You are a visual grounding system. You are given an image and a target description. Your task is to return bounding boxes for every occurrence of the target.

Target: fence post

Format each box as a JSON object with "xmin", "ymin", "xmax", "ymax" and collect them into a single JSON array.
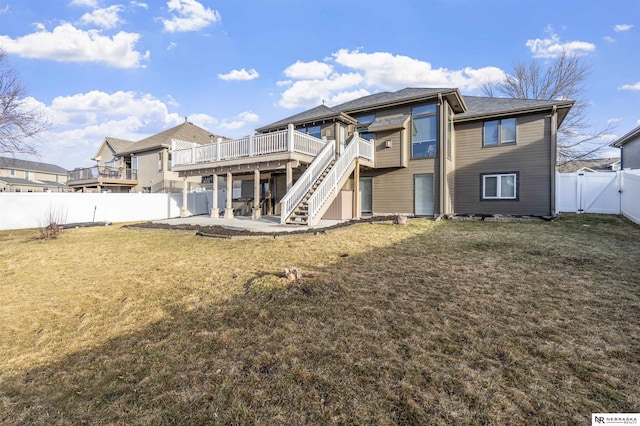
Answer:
[
  {"xmin": 216, "ymin": 137, "xmax": 221, "ymax": 161},
  {"xmin": 249, "ymin": 134, "xmax": 255, "ymax": 157}
]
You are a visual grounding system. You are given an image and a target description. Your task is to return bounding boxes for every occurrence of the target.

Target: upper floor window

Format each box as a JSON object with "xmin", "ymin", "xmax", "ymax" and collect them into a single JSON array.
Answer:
[
  {"xmin": 158, "ymin": 152, "xmax": 163, "ymax": 171},
  {"xmin": 412, "ymin": 104, "xmax": 437, "ymax": 159},
  {"xmin": 10, "ymin": 169, "xmax": 15, "ymax": 176},
  {"xmin": 484, "ymin": 118, "xmax": 516, "ymax": 147},
  {"xmin": 25, "ymin": 171, "xmax": 33, "ymax": 180},
  {"xmin": 299, "ymin": 125, "xmax": 322, "ymax": 139}
]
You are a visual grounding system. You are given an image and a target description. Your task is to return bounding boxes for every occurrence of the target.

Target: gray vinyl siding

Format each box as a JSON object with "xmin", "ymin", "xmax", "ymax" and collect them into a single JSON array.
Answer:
[
  {"xmin": 622, "ymin": 139, "xmax": 640, "ymax": 169},
  {"xmin": 363, "ymin": 160, "xmax": 440, "ymax": 215},
  {"xmin": 454, "ymin": 112, "xmax": 552, "ymax": 215},
  {"xmin": 374, "ymin": 130, "xmax": 403, "ymax": 168}
]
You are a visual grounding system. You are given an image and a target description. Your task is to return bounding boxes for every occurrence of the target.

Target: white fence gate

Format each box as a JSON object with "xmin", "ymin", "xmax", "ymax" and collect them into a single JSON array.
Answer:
[{"xmin": 556, "ymin": 170, "xmax": 640, "ymax": 224}]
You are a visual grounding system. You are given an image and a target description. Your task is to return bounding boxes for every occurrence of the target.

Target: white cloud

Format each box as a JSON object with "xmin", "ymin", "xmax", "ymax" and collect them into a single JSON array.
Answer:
[
  {"xmin": 330, "ymin": 89, "xmax": 370, "ymax": 105},
  {"xmin": 70, "ymin": 0, "xmax": 98, "ymax": 7},
  {"xmin": 276, "ymin": 49, "xmax": 507, "ymax": 109},
  {"xmin": 276, "ymin": 80, "xmax": 292, "ymax": 87},
  {"xmin": 284, "ymin": 60, "xmax": 333, "ymax": 79},
  {"xmin": 0, "ymin": 4, "xmax": 9, "ymax": 14},
  {"xmin": 0, "ymin": 23, "xmax": 149, "ymax": 68},
  {"xmin": 161, "ymin": 0, "xmax": 220, "ymax": 33},
  {"xmin": 525, "ymin": 27, "xmax": 596, "ymax": 58},
  {"xmin": 607, "ymin": 118, "xmax": 622, "ymax": 124},
  {"xmin": 80, "ymin": 5, "xmax": 124, "ymax": 29},
  {"xmin": 218, "ymin": 68, "xmax": 259, "ymax": 81},
  {"xmin": 619, "ymin": 82, "xmax": 640, "ymax": 90},
  {"xmin": 167, "ymin": 42, "xmax": 177, "ymax": 50},
  {"xmin": 603, "ymin": 36, "xmax": 616, "ymax": 43},
  {"xmin": 131, "ymin": 1, "xmax": 148, "ymax": 8},
  {"xmin": 614, "ymin": 24, "xmax": 633, "ymax": 32},
  {"xmin": 218, "ymin": 111, "xmax": 259, "ymax": 130},
  {"xmin": 278, "ymin": 72, "xmax": 364, "ymax": 109}
]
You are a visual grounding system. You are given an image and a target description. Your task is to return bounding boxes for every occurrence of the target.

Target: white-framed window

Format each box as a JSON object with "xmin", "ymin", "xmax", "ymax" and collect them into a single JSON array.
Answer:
[
  {"xmin": 411, "ymin": 104, "xmax": 437, "ymax": 159},
  {"xmin": 481, "ymin": 172, "xmax": 518, "ymax": 200},
  {"xmin": 158, "ymin": 152, "xmax": 163, "ymax": 171},
  {"xmin": 10, "ymin": 169, "xmax": 16, "ymax": 176},
  {"xmin": 484, "ymin": 118, "xmax": 516, "ymax": 146},
  {"xmin": 25, "ymin": 171, "xmax": 33, "ymax": 180}
]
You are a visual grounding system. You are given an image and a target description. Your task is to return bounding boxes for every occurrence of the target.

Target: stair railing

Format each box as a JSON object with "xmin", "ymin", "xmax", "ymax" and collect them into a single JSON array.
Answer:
[
  {"xmin": 280, "ymin": 141, "xmax": 335, "ymax": 224},
  {"xmin": 306, "ymin": 134, "xmax": 374, "ymax": 225}
]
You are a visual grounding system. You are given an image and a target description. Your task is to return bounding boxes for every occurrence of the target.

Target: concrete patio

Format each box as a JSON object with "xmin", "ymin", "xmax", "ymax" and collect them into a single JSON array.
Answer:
[{"xmin": 153, "ymin": 215, "xmax": 347, "ymax": 233}]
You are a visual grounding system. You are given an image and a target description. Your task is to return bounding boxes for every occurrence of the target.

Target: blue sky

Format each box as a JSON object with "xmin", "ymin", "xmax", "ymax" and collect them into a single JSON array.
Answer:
[{"xmin": 0, "ymin": 0, "xmax": 638, "ymax": 170}]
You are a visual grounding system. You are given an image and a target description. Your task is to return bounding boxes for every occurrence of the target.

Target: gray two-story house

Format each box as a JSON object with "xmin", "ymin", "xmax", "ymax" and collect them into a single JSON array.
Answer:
[{"xmin": 171, "ymin": 88, "xmax": 573, "ymax": 224}]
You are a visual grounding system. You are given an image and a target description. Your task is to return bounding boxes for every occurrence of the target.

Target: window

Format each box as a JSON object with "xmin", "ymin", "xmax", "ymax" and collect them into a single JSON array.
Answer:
[
  {"xmin": 25, "ymin": 171, "xmax": 33, "ymax": 180},
  {"xmin": 158, "ymin": 152, "xmax": 163, "ymax": 171},
  {"xmin": 484, "ymin": 118, "xmax": 516, "ymax": 146},
  {"xmin": 411, "ymin": 104, "xmax": 437, "ymax": 158},
  {"xmin": 168, "ymin": 152, "xmax": 172, "ymax": 171},
  {"xmin": 15, "ymin": 188, "xmax": 21, "ymax": 192},
  {"xmin": 355, "ymin": 114, "xmax": 376, "ymax": 141},
  {"xmin": 299, "ymin": 125, "xmax": 322, "ymax": 139},
  {"xmin": 481, "ymin": 173, "xmax": 518, "ymax": 200},
  {"xmin": 10, "ymin": 169, "xmax": 15, "ymax": 176}
]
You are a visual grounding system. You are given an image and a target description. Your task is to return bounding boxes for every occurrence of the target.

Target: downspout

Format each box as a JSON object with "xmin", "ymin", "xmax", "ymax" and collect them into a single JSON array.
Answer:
[
  {"xmin": 550, "ymin": 106, "xmax": 558, "ymax": 216},
  {"xmin": 438, "ymin": 94, "xmax": 445, "ymax": 218}
]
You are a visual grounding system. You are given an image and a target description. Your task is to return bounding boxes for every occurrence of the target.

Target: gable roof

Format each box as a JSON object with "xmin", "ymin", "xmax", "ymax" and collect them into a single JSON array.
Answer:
[
  {"xmin": 257, "ymin": 87, "xmax": 466, "ymax": 132},
  {"xmin": 557, "ymin": 157, "xmax": 621, "ymax": 173},
  {"xmin": 117, "ymin": 121, "xmax": 224, "ymax": 155},
  {"xmin": 0, "ymin": 156, "xmax": 68, "ymax": 174},
  {"xmin": 105, "ymin": 137, "xmax": 134, "ymax": 153},
  {"xmin": 0, "ymin": 177, "xmax": 67, "ymax": 187},
  {"xmin": 610, "ymin": 125, "xmax": 640, "ymax": 148}
]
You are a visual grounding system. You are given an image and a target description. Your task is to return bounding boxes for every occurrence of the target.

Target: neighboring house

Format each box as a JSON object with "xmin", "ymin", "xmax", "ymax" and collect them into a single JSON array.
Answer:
[
  {"xmin": 557, "ymin": 158, "xmax": 621, "ymax": 173},
  {"xmin": 171, "ymin": 87, "xmax": 574, "ymax": 224},
  {"xmin": 0, "ymin": 157, "xmax": 68, "ymax": 192},
  {"xmin": 611, "ymin": 125, "xmax": 640, "ymax": 169},
  {"xmin": 67, "ymin": 119, "xmax": 227, "ymax": 193}
]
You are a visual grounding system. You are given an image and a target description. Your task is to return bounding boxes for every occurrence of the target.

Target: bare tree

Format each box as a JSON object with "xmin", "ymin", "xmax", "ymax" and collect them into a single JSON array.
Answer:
[
  {"xmin": 482, "ymin": 49, "xmax": 614, "ymax": 164},
  {"xmin": 0, "ymin": 49, "xmax": 49, "ymax": 155}
]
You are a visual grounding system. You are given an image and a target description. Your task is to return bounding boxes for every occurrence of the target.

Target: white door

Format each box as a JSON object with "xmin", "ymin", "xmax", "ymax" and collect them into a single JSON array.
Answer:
[{"xmin": 415, "ymin": 174, "xmax": 434, "ymax": 216}]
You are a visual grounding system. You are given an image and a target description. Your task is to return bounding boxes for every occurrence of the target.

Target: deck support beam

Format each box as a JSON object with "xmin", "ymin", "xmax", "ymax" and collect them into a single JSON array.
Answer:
[
  {"xmin": 180, "ymin": 177, "xmax": 188, "ymax": 217},
  {"xmin": 210, "ymin": 174, "xmax": 219, "ymax": 218},
  {"xmin": 252, "ymin": 169, "xmax": 261, "ymax": 220},
  {"xmin": 224, "ymin": 172, "xmax": 234, "ymax": 218}
]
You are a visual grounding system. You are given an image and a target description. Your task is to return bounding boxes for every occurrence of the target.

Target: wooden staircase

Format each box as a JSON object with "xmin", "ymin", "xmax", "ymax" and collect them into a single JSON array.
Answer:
[{"xmin": 285, "ymin": 160, "xmax": 335, "ymax": 225}]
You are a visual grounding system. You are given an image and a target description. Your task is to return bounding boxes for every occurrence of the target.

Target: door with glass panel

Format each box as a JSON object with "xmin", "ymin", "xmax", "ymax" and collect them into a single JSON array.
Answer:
[
  {"xmin": 414, "ymin": 174, "xmax": 434, "ymax": 216},
  {"xmin": 359, "ymin": 177, "xmax": 372, "ymax": 215}
]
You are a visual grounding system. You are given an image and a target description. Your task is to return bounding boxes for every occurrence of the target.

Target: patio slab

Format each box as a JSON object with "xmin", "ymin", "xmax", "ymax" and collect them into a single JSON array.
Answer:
[{"xmin": 152, "ymin": 215, "xmax": 347, "ymax": 233}]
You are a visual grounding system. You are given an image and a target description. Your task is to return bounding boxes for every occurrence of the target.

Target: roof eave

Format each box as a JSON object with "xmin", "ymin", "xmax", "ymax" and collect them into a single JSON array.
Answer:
[
  {"xmin": 610, "ymin": 126, "xmax": 640, "ymax": 147},
  {"xmin": 454, "ymin": 101, "xmax": 575, "ymax": 123},
  {"xmin": 343, "ymin": 88, "xmax": 464, "ymax": 115},
  {"xmin": 256, "ymin": 111, "xmax": 356, "ymax": 133}
]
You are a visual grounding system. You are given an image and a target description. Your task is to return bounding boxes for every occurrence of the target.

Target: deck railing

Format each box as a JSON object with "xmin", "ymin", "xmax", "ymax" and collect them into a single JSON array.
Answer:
[
  {"xmin": 67, "ymin": 166, "xmax": 137, "ymax": 182},
  {"xmin": 280, "ymin": 141, "xmax": 335, "ymax": 224},
  {"xmin": 172, "ymin": 124, "xmax": 327, "ymax": 167},
  {"xmin": 306, "ymin": 134, "xmax": 374, "ymax": 225}
]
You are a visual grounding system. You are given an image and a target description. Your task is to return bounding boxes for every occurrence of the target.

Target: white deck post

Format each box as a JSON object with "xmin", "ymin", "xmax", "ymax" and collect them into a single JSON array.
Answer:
[
  {"xmin": 249, "ymin": 134, "xmax": 255, "ymax": 157},
  {"xmin": 210, "ymin": 174, "xmax": 219, "ymax": 218},
  {"xmin": 252, "ymin": 169, "xmax": 261, "ymax": 220},
  {"xmin": 224, "ymin": 171, "xmax": 234, "ymax": 218},
  {"xmin": 216, "ymin": 137, "xmax": 221, "ymax": 161},
  {"xmin": 288, "ymin": 123, "xmax": 295, "ymax": 152},
  {"xmin": 180, "ymin": 177, "xmax": 189, "ymax": 217},
  {"xmin": 286, "ymin": 161, "xmax": 293, "ymax": 191}
]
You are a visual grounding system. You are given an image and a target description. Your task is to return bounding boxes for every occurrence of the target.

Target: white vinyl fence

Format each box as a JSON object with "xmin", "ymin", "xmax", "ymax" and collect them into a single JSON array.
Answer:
[
  {"xmin": 556, "ymin": 170, "xmax": 640, "ymax": 224},
  {"xmin": 0, "ymin": 190, "xmax": 226, "ymax": 231}
]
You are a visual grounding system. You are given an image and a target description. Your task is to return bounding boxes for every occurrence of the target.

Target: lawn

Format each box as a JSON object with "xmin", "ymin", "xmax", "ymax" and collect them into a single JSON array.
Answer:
[{"xmin": 0, "ymin": 215, "xmax": 638, "ymax": 424}]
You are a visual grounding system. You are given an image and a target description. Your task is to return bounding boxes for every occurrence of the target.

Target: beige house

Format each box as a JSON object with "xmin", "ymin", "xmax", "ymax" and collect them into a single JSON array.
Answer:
[
  {"xmin": 172, "ymin": 88, "xmax": 574, "ymax": 223},
  {"xmin": 0, "ymin": 156, "xmax": 68, "ymax": 192},
  {"xmin": 67, "ymin": 120, "xmax": 227, "ymax": 193},
  {"xmin": 611, "ymin": 125, "xmax": 640, "ymax": 169}
]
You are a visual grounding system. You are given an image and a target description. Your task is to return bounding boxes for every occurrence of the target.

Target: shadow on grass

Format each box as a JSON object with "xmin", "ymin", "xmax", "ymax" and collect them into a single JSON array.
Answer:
[{"xmin": 2, "ymin": 218, "xmax": 640, "ymax": 425}]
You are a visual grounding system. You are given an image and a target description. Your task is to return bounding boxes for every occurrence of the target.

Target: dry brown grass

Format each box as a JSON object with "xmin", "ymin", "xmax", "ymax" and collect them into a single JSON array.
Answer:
[{"xmin": 0, "ymin": 215, "xmax": 639, "ymax": 425}]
